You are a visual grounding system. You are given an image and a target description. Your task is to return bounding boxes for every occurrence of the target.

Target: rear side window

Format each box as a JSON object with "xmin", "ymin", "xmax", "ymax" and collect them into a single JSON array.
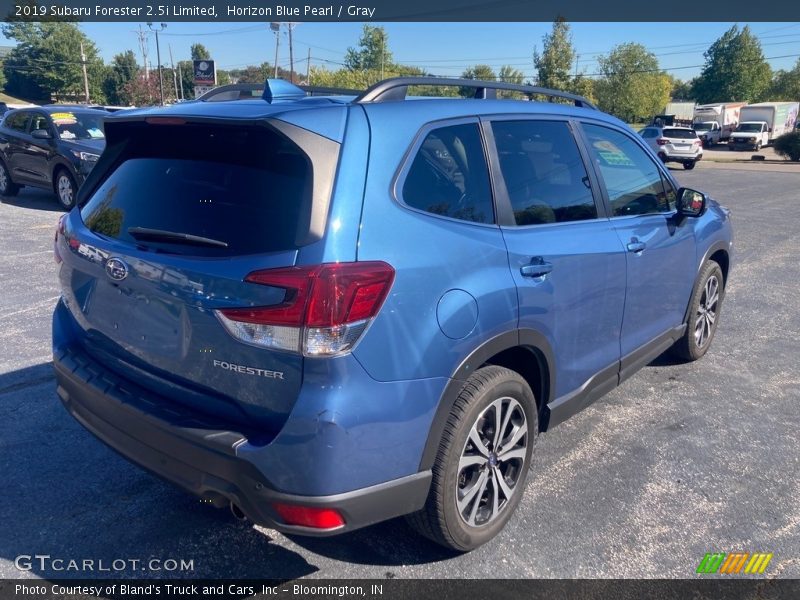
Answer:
[
  {"xmin": 663, "ymin": 128, "xmax": 697, "ymax": 139},
  {"xmin": 640, "ymin": 128, "xmax": 658, "ymax": 138},
  {"xmin": 80, "ymin": 124, "xmax": 311, "ymax": 257},
  {"xmin": 401, "ymin": 123, "xmax": 494, "ymax": 224},
  {"xmin": 492, "ymin": 120, "xmax": 597, "ymax": 225}
]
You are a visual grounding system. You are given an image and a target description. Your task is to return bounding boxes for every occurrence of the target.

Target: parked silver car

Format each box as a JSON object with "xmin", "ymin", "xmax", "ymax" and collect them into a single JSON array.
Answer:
[{"xmin": 638, "ymin": 126, "xmax": 703, "ymax": 170}]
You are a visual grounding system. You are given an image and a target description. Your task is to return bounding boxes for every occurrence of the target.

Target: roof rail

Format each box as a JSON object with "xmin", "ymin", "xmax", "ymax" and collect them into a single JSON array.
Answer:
[
  {"xmin": 354, "ymin": 77, "xmax": 597, "ymax": 109},
  {"xmin": 195, "ymin": 82, "xmax": 361, "ymax": 102}
]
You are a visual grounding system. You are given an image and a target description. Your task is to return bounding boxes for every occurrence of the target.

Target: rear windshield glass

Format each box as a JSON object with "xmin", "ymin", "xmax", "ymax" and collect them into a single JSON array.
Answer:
[
  {"xmin": 663, "ymin": 129, "xmax": 696, "ymax": 139},
  {"xmin": 80, "ymin": 124, "xmax": 310, "ymax": 256}
]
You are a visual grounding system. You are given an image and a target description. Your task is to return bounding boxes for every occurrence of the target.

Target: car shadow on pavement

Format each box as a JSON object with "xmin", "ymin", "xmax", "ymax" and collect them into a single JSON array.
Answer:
[
  {"xmin": 0, "ymin": 363, "xmax": 319, "ymax": 580},
  {"xmin": 0, "ymin": 362, "xmax": 456, "ymax": 580},
  {"xmin": 284, "ymin": 519, "xmax": 460, "ymax": 568},
  {"xmin": 1, "ymin": 189, "xmax": 63, "ymax": 213}
]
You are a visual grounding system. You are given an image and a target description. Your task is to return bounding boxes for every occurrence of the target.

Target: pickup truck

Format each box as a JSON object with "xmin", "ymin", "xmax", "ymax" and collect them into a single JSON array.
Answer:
[{"xmin": 693, "ymin": 121, "xmax": 722, "ymax": 147}]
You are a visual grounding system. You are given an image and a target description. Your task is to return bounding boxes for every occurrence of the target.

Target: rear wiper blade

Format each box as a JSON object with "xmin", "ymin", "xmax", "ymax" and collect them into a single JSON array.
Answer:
[{"xmin": 127, "ymin": 227, "xmax": 228, "ymax": 248}]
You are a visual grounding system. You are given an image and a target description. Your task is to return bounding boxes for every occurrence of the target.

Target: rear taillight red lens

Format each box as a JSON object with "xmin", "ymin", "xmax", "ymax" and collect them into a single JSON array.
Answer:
[
  {"xmin": 656, "ymin": 138, "xmax": 668, "ymax": 145},
  {"xmin": 272, "ymin": 503, "xmax": 345, "ymax": 529},
  {"xmin": 216, "ymin": 262, "xmax": 395, "ymax": 356}
]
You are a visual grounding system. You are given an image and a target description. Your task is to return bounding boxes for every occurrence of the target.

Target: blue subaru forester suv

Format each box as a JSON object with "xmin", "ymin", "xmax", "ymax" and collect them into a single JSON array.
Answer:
[{"xmin": 53, "ymin": 78, "xmax": 733, "ymax": 551}]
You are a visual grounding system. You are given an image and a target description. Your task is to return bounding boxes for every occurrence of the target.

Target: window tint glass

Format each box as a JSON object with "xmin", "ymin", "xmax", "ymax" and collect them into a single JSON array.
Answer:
[
  {"xmin": 663, "ymin": 128, "xmax": 697, "ymax": 139},
  {"xmin": 5, "ymin": 111, "xmax": 29, "ymax": 132},
  {"xmin": 80, "ymin": 124, "xmax": 312, "ymax": 257},
  {"xmin": 493, "ymin": 120, "xmax": 597, "ymax": 225},
  {"xmin": 29, "ymin": 113, "xmax": 49, "ymax": 133},
  {"xmin": 402, "ymin": 123, "xmax": 494, "ymax": 224},
  {"xmin": 640, "ymin": 128, "xmax": 657, "ymax": 138},
  {"xmin": 582, "ymin": 123, "xmax": 671, "ymax": 217}
]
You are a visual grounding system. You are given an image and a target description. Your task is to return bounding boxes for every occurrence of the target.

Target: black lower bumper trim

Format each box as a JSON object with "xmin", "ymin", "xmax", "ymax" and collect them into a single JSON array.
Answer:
[{"xmin": 54, "ymin": 346, "xmax": 431, "ymax": 536}]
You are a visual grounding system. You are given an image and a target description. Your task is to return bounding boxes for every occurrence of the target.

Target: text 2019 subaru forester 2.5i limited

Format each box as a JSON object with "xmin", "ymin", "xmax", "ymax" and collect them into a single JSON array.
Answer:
[{"xmin": 53, "ymin": 78, "xmax": 733, "ymax": 551}]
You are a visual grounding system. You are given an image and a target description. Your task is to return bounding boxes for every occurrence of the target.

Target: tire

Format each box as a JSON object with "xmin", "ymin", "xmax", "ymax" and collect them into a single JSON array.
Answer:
[
  {"xmin": 0, "ymin": 160, "xmax": 20, "ymax": 197},
  {"xmin": 406, "ymin": 365, "xmax": 538, "ymax": 551},
  {"xmin": 683, "ymin": 161, "xmax": 695, "ymax": 170},
  {"xmin": 755, "ymin": 142, "xmax": 762, "ymax": 151},
  {"xmin": 54, "ymin": 169, "xmax": 77, "ymax": 209},
  {"xmin": 672, "ymin": 260, "xmax": 724, "ymax": 362}
]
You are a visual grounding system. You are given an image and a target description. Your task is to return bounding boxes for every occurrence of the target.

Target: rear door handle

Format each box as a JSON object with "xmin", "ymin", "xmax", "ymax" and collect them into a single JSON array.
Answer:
[
  {"xmin": 520, "ymin": 258, "xmax": 553, "ymax": 278},
  {"xmin": 627, "ymin": 239, "xmax": 646, "ymax": 253}
]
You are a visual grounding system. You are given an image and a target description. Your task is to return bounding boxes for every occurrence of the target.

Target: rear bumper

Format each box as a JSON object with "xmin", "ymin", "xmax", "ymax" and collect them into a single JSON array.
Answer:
[{"xmin": 53, "ymin": 344, "xmax": 432, "ymax": 536}]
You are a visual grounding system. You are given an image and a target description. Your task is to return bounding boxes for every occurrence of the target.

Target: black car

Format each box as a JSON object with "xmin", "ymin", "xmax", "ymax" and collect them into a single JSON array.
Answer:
[{"xmin": 0, "ymin": 105, "xmax": 108, "ymax": 208}]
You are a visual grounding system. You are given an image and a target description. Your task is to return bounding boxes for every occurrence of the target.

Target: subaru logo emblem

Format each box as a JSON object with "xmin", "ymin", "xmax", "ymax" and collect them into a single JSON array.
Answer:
[{"xmin": 105, "ymin": 257, "xmax": 129, "ymax": 282}]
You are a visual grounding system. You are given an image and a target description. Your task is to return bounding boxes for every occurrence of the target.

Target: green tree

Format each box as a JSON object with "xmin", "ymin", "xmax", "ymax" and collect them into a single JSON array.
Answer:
[
  {"xmin": 344, "ymin": 25, "xmax": 393, "ymax": 73},
  {"xmin": 190, "ymin": 44, "xmax": 211, "ymax": 61},
  {"xmin": 670, "ymin": 77, "xmax": 694, "ymax": 101},
  {"xmin": 769, "ymin": 58, "xmax": 800, "ymax": 101},
  {"xmin": 534, "ymin": 18, "xmax": 575, "ymax": 91},
  {"xmin": 497, "ymin": 65, "xmax": 525, "ymax": 99},
  {"xmin": 2, "ymin": 22, "xmax": 106, "ymax": 103},
  {"xmin": 571, "ymin": 75, "xmax": 596, "ymax": 104},
  {"xmin": 691, "ymin": 25, "xmax": 772, "ymax": 103},
  {"xmin": 594, "ymin": 43, "xmax": 671, "ymax": 123},
  {"xmin": 460, "ymin": 64, "xmax": 496, "ymax": 97},
  {"xmin": 103, "ymin": 50, "xmax": 137, "ymax": 105}
]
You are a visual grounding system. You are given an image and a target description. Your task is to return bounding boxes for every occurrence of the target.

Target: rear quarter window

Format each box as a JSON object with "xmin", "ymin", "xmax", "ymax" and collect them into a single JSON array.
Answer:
[{"xmin": 400, "ymin": 122, "xmax": 494, "ymax": 224}]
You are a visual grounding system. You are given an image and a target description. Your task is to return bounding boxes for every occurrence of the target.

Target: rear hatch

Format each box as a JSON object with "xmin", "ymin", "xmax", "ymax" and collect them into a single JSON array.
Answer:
[
  {"xmin": 661, "ymin": 128, "xmax": 700, "ymax": 154},
  {"xmin": 56, "ymin": 114, "xmax": 341, "ymax": 432}
]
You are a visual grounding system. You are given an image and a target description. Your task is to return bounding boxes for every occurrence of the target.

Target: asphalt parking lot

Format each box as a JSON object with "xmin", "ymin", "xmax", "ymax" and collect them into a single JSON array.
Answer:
[{"xmin": 1, "ymin": 162, "xmax": 799, "ymax": 581}]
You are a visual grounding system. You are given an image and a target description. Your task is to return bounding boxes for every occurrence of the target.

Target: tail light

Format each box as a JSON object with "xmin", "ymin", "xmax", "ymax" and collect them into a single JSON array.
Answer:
[
  {"xmin": 656, "ymin": 138, "xmax": 668, "ymax": 146},
  {"xmin": 54, "ymin": 214, "xmax": 67, "ymax": 264},
  {"xmin": 216, "ymin": 261, "xmax": 395, "ymax": 357},
  {"xmin": 272, "ymin": 503, "xmax": 345, "ymax": 529}
]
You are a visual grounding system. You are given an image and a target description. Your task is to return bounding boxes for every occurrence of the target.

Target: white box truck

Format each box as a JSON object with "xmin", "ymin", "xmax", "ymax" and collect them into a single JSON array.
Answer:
[
  {"xmin": 729, "ymin": 102, "xmax": 800, "ymax": 150},
  {"xmin": 692, "ymin": 102, "xmax": 747, "ymax": 143}
]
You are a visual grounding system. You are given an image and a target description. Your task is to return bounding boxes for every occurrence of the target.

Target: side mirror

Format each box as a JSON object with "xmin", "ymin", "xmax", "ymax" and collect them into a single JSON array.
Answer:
[
  {"xmin": 677, "ymin": 188, "xmax": 706, "ymax": 218},
  {"xmin": 31, "ymin": 128, "xmax": 52, "ymax": 140}
]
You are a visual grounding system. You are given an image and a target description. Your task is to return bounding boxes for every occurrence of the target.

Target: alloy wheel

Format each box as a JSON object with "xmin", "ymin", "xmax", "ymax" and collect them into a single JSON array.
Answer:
[
  {"xmin": 57, "ymin": 174, "xmax": 74, "ymax": 207},
  {"xmin": 694, "ymin": 274, "xmax": 720, "ymax": 348},
  {"xmin": 456, "ymin": 396, "xmax": 528, "ymax": 528}
]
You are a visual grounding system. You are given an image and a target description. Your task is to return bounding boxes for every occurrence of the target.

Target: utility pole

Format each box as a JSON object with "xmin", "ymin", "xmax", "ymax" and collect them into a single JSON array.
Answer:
[
  {"xmin": 306, "ymin": 48, "xmax": 311, "ymax": 85},
  {"xmin": 148, "ymin": 22, "xmax": 167, "ymax": 105},
  {"xmin": 288, "ymin": 23, "xmax": 295, "ymax": 83},
  {"xmin": 177, "ymin": 61, "xmax": 184, "ymax": 100},
  {"xmin": 270, "ymin": 23, "xmax": 280, "ymax": 78},
  {"xmin": 80, "ymin": 41, "xmax": 90, "ymax": 103},
  {"xmin": 574, "ymin": 54, "xmax": 579, "ymax": 79},
  {"xmin": 135, "ymin": 25, "xmax": 149, "ymax": 79},
  {"xmin": 168, "ymin": 44, "xmax": 179, "ymax": 100}
]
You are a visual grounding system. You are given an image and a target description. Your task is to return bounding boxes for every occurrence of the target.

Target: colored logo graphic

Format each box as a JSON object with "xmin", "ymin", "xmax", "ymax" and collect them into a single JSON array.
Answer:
[{"xmin": 696, "ymin": 552, "xmax": 773, "ymax": 575}]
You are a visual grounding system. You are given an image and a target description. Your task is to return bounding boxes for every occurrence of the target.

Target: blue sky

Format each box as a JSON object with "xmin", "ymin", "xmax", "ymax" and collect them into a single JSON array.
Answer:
[{"xmin": 3, "ymin": 22, "xmax": 799, "ymax": 82}]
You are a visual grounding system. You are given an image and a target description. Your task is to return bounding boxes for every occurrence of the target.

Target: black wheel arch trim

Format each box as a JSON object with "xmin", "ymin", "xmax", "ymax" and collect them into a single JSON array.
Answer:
[
  {"xmin": 419, "ymin": 329, "xmax": 555, "ymax": 471},
  {"xmin": 683, "ymin": 240, "xmax": 729, "ymax": 324}
]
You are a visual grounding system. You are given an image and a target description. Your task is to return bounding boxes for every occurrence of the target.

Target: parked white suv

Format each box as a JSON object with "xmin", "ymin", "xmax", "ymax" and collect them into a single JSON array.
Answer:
[{"xmin": 639, "ymin": 126, "xmax": 703, "ymax": 170}]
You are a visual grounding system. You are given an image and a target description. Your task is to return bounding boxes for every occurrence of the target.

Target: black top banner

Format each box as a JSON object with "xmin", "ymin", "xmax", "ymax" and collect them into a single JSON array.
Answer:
[{"xmin": 0, "ymin": 0, "xmax": 798, "ymax": 22}]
